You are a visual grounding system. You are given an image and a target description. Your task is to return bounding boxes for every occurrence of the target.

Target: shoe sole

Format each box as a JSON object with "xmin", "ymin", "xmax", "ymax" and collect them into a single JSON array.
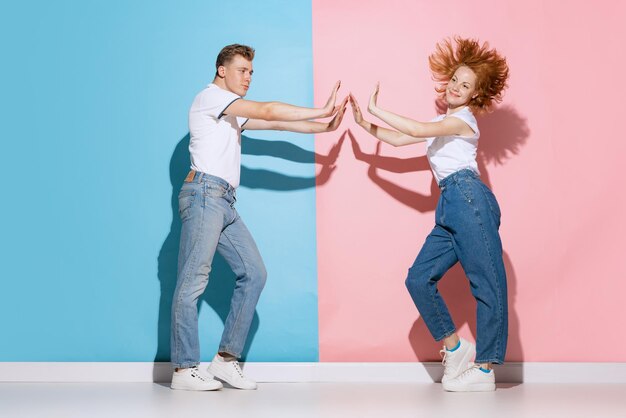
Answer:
[
  {"xmin": 208, "ymin": 366, "xmax": 257, "ymax": 390},
  {"xmin": 170, "ymin": 381, "xmax": 223, "ymax": 391},
  {"xmin": 443, "ymin": 382, "xmax": 496, "ymax": 392}
]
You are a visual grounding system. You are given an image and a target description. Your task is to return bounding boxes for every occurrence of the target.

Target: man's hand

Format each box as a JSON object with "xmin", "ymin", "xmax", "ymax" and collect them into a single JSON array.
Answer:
[
  {"xmin": 321, "ymin": 81, "xmax": 342, "ymax": 117},
  {"xmin": 349, "ymin": 93, "xmax": 364, "ymax": 125},
  {"xmin": 326, "ymin": 96, "xmax": 348, "ymax": 131}
]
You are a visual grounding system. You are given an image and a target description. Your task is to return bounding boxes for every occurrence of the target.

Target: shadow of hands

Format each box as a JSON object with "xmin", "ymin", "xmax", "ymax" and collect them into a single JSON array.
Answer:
[
  {"xmin": 349, "ymin": 129, "xmax": 429, "ymax": 173},
  {"xmin": 347, "ymin": 129, "xmax": 438, "ymax": 212},
  {"xmin": 316, "ymin": 131, "xmax": 345, "ymax": 186},
  {"xmin": 240, "ymin": 132, "xmax": 345, "ymax": 190}
]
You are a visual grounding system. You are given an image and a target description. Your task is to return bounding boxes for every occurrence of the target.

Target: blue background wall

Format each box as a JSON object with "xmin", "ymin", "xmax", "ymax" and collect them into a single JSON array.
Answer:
[{"xmin": 0, "ymin": 0, "xmax": 318, "ymax": 361}]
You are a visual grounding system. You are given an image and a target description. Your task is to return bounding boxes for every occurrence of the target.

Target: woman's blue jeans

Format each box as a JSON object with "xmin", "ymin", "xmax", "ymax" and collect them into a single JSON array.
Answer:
[
  {"xmin": 405, "ymin": 169, "xmax": 508, "ymax": 364},
  {"xmin": 170, "ymin": 172, "xmax": 267, "ymax": 368}
]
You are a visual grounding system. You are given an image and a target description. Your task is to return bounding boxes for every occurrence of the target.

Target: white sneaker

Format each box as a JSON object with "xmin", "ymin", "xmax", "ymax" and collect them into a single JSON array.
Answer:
[
  {"xmin": 171, "ymin": 366, "xmax": 223, "ymax": 391},
  {"xmin": 440, "ymin": 338, "xmax": 476, "ymax": 383},
  {"xmin": 208, "ymin": 354, "xmax": 257, "ymax": 390},
  {"xmin": 442, "ymin": 365, "xmax": 496, "ymax": 392}
]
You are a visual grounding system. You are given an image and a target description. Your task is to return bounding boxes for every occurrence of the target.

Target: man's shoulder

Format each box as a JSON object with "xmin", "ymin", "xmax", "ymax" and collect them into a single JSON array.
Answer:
[
  {"xmin": 193, "ymin": 84, "xmax": 240, "ymax": 109},
  {"xmin": 208, "ymin": 83, "xmax": 240, "ymax": 97}
]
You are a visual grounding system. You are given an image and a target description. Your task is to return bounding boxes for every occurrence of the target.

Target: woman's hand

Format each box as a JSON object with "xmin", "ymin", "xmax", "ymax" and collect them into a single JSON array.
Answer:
[
  {"xmin": 349, "ymin": 93, "xmax": 364, "ymax": 125},
  {"xmin": 367, "ymin": 82, "xmax": 380, "ymax": 115}
]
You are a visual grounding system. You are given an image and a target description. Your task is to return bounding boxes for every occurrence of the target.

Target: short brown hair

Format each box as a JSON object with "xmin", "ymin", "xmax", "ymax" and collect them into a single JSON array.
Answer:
[
  {"xmin": 215, "ymin": 44, "xmax": 255, "ymax": 76},
  {"xmin": 429, "ymin": 37, "xmax": 509, "ymax": 114}
]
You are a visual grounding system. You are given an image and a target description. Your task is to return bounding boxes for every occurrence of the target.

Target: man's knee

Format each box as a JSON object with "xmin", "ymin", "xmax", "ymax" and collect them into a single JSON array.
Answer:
[
  {"xmin": 249, "ymin": 263, "xmax": 267, "ymax": 291},
  {"xmin": 175, "ymin": 274, "xmax": 209, "ymax": 306}
]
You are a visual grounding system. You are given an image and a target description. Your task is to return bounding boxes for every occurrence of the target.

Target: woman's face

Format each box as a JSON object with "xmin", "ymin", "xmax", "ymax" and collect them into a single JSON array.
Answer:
[{"xmin": 445, "ymin": 66, "xmax": 478, "ymax": 108}]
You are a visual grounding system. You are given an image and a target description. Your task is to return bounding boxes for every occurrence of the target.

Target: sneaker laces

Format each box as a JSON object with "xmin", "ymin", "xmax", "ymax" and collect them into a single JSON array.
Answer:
[
  {"xmin": 456, "ymin": 364, "xmax": 481, "ymax": 381},
  {"xmin": 439, "ymin": 348, "xmax": 449, "ymax": 366},
  {"xmin": 231, "ymin": 361, "xmax": 245, "ymax": 378},
  {"xmin": 440, "ymin": 348, "xmax": 458, "ymax": 379},
  {"xmin": 440, "ymin": 347, "xmax": 471, "ymax": 377},
  {"xmin": 189, "ymin": 366, "xmax": 209, "ymax": 382},
  {"xmin": 439, "ymin": 347, "xmax": 448, "ymax": 366}
]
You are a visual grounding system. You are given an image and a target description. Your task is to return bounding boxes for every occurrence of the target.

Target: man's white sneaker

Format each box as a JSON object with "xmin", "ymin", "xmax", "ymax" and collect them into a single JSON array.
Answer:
[
  {"xmin": 208, "ymin": 354, "xmax": 257, "ymax": 390},
  {"xmin": 440, "ymin": 338, "xmax": 476, "ymax": 383},
  {"xmin": 171, "ymin": 366, "xmax": 223, "ymax": 391},
  {"xmin": 442, "ymin": 365, "xmax": 496, "ymax": 392}
]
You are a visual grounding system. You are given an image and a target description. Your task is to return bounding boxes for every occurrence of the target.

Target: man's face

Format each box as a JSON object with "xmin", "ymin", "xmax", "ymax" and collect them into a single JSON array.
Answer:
[{"xmin": 219, "ymin": 54, "xmax": 253, "ymax": 97}]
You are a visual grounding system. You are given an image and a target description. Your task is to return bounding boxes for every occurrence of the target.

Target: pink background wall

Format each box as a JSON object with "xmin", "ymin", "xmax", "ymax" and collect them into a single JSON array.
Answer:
[{"xmin": 314, "ymin": 0, "xmax": 626, "ymax": 362}]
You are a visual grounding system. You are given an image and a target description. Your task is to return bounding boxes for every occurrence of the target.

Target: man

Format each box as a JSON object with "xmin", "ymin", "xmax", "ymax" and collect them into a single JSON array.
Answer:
[{"xmin": 170, "ymin": 44, "xmax": 346, "ymax": 391}]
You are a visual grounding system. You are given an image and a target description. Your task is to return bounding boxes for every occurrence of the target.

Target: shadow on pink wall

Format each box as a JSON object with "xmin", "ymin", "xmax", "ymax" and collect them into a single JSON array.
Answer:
[{"xmin": 348, "ymin": 105, "xmax": 529, "ymax": 370}]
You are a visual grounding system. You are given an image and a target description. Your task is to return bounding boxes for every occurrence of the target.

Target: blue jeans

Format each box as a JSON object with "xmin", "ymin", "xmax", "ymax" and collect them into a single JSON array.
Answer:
[
  {"xmin": 405, "ymin": 169, "xmax": 508, "ymax": 364},
  {"xmin": 170, "ymin": 172, "xmax": 267, "ymax": 368}
]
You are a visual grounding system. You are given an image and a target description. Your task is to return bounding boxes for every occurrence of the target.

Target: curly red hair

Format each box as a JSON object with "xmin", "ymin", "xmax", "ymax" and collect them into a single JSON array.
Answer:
[{"xmin": 429, "ymin": 37, "xmax": 509, "ymax": 114}]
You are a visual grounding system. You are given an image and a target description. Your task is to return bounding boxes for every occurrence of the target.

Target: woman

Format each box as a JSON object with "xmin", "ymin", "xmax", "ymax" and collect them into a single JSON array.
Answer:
[{"xmin": 350, "ymin": 37, "xmax": 509, "ymax": 392}]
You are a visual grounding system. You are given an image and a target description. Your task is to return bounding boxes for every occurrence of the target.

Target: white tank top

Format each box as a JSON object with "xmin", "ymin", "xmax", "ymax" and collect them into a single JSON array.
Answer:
[{"xmin": 426, "ymin": 106, "xmax": 480, "ymax": 184}]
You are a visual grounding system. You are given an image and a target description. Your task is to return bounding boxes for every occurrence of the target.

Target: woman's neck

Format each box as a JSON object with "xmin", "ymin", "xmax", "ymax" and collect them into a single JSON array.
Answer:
[{"xmin": 446, "ymin": 104, "xmax": 468, "ymax": 115}]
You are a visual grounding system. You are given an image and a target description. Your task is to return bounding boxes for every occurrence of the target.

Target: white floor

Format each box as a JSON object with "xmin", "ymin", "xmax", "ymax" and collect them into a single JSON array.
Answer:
[{"xmin": 1, "ymin": 382, "xmax": 626, "ymax": 418}]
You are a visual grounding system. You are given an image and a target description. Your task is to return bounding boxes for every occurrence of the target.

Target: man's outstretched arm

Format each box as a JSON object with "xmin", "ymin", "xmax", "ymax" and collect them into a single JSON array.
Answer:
[
  {"xmin": 225, "ymin": 82, "xmax": 343, "ymax": 122},
  {"xmin": 244, "ymin": 96, "xmax": 347, "ymax": 133}
]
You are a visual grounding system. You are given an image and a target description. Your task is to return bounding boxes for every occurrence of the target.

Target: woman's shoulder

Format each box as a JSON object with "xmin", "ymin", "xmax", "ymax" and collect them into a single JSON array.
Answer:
[
  {"xmin": 445, "ymin": 107, "xmax": 479, "ymax": 138},
  {"xmin": 454, "ymin": 106, "xmax": 475, "ymax": 118},
  {"xmin": 447, "ymin": 106, "xmax": 477, "ymax": 124}
]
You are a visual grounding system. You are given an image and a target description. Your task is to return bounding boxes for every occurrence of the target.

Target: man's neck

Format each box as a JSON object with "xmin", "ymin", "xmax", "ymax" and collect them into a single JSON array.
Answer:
[{"xmin": 212, "ymin": 77, "xmax": 227, "ymax": 90}]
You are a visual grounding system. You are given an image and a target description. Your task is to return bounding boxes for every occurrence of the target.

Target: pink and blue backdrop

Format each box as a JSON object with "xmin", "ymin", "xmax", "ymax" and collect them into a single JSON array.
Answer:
[{"xmin": 0, "ymin": 0, "xmax": 624, "ymax": 363}]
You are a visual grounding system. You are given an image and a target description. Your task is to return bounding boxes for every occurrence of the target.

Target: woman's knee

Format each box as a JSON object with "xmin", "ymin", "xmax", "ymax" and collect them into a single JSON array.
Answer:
[{"xmin": 405, "ymin": 266, "xmax": 428, "ymax": 293}]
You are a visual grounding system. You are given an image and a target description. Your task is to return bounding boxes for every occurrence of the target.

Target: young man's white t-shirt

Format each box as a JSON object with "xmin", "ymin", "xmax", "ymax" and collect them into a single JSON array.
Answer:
[
  {"xmin": 426, "ymin": 106, "xmax": 480, "ymax": 184},
  {"xmin": 188, "ymin": 83, "xmax": 249, "ymax": 188}
]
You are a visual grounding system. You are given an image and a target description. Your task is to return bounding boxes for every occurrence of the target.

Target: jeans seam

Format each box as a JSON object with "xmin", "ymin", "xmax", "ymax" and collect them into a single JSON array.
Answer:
[
  {"xmin": 427, "ymin": 241, "xmax": 454, "ymax": 339},
  {"xmin": 475, "ymin": 357, "xmax": 503, "ymax": 364},
  {"xmin": 475, "ymin": 208, "xmax": 504, "ymax": 363},
  {"xmin": 456, "ymin": 177, "xmax": 474, "ymax": 203},
  {"xmin": 434, "ymin": 328, "xmax": 457, "ymax": 342},
  {"xmin": 480, "ymin": 186, "xmax": 500, "ymax": 220},
  {"xmin": 219, "ymin": 219, "xmax": 252, "ymax": 359},
  {"xmin": 217, "ymin": 346, "xmax": 238, "ymax": 358},
  {"xmin": 172, "ymin": 361, "xmax": 200, "ymax": 369},
  {"xmin": 172, "ymin": 197, "xmax": 206, "ymax": 367}
]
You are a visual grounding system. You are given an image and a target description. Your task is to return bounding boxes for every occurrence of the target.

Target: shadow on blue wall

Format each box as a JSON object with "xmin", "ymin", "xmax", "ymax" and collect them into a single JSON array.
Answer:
[
  {"xmin": 348, "ymin": 105, "xmax": 529, "ymax": 381},
  {"xmin": 240, "ymin": 134, "xmax": 344, "ymax": 189},
  {"xmin": 154, "ymin": 132, "xmax": 343, "ymax": 375}
]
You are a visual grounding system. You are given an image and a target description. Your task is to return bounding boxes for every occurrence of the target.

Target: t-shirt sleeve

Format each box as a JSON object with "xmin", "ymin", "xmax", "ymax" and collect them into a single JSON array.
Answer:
[
  {"xmin": 203, "ymin": 88, "xmax": 242, "ymax": 119},
  {"xmin": 447, "ymin": 109, "xmax": 479, "ymax": 135},
  {"xmin": 237, "ymin": 117, "xmax": 249, "ymax": 131}
]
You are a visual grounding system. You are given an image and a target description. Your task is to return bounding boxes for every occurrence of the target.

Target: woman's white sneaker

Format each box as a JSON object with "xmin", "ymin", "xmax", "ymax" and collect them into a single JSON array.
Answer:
[
  {"xmin": 208, "ymin": 354, "xmax": 257, "ymax": 390},
  {"xmin": 440, "ymin": 338, "xmax": 476, "ymax": 383},
  {"xmin": 171, "ymin": 366, "xmax": 223, "ymax": 391},
  {"xmin": 442, "ymin": 365, "xmax": 496, "ymax": 392}
]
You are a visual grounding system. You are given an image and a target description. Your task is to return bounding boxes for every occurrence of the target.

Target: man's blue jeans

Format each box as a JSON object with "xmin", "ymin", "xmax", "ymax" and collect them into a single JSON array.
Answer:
[
  {"xmin": 170, "ymin": 172, "xmax": 267, "ymax": 368},
  {"xmin": 405, "ymin": 169, "xmax": 508, "ymax": 364}
]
